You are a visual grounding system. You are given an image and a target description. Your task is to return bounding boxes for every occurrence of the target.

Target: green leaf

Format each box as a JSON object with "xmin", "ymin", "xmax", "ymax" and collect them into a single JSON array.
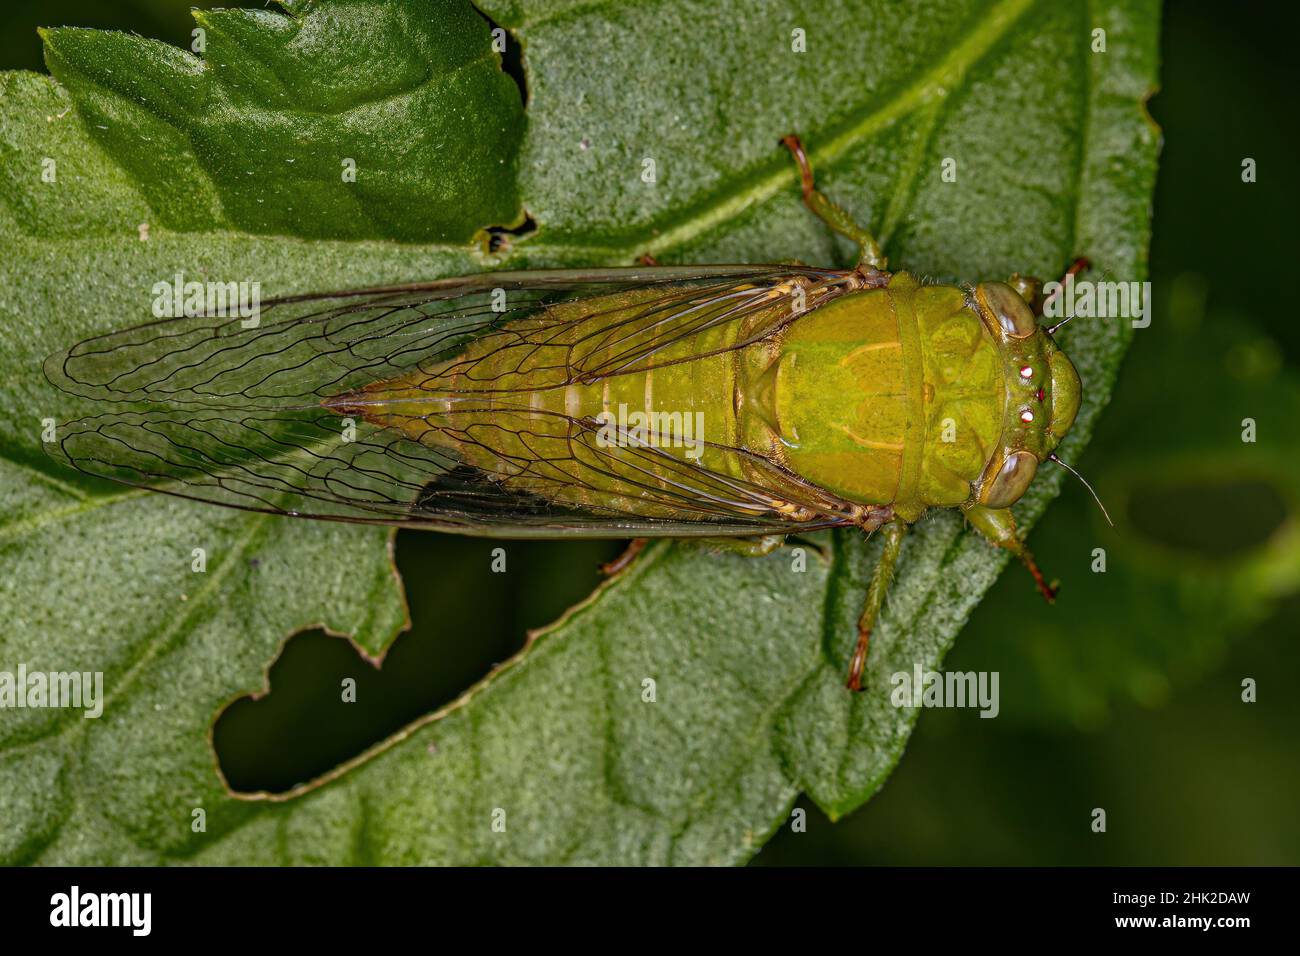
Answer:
[
  {"xmin": 39, "ymin": 0, "xmax": 525, "ymax": 242},
  {"xmin": 0, "ymin": 0, "xmax": 1159, "ymax": 864}
]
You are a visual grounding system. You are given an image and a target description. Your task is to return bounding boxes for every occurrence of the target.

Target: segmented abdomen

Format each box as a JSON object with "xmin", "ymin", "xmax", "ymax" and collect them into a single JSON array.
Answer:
[{"xmin": 350, "ymin": 288, "xmax": 769, "ymax": 521}]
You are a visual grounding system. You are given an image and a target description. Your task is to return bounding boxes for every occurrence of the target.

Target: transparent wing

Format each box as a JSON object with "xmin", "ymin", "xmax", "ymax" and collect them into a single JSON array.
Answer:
[{"xmin": 43, "ymin": 265, "xmax": 866, "ymax": 535}]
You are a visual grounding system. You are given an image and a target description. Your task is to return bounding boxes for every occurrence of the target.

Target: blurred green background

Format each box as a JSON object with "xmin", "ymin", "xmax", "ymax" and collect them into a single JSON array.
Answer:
[{"xmin": 6, "ymin": 0, "xmax": 1296, "ymax": 865}]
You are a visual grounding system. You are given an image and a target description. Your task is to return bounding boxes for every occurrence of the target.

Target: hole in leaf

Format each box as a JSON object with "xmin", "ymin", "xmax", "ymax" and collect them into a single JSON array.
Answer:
[
  {"xmin": 1126, "ymin": 478, "xmax": 1287, "ymax": 559},
  {"xmin": 214, "ymin": 533, "xmax": 622, "ymax": 795},
  {"xmin": 486, "ymin": 211, "xmax": 538, "ymax": 254},
  {"xmin": 475, "ymin": 8, "xmax": 527, "ymax": 105}
]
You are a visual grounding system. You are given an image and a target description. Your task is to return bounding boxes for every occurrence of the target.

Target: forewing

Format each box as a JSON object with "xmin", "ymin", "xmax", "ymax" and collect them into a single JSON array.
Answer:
[{"xmin": 44, "ymin": 266, "xmax": 861, "ymax": 535}]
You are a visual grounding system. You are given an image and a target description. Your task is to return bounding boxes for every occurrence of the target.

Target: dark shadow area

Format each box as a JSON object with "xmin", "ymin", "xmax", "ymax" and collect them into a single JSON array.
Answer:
[
  {"xmin": 1127, "ymin": 478, "xmax": 1287, "ymax": 559},
  {"xmin": 214, "ymin": 533, "xmax": 622, "ymax": 794},
  {"xmin": 755, "ymin": 595, "xmax": 1300, "ymax": 865}
]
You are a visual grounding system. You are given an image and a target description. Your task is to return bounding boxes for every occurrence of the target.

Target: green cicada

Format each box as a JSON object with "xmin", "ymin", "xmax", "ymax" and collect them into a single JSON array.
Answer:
[{"xmin": 44, "ymin": 136, "xmax": 1094, "ymax": 691}]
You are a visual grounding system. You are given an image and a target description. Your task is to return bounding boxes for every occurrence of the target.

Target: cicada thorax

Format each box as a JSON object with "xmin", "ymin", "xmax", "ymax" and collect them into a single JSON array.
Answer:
[{"xmin": 748, "ymin": 272, "xmax": 1004, "ymax": 522}]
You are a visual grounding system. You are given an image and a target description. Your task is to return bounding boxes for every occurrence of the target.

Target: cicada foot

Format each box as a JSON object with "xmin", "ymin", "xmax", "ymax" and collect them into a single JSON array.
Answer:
[
  {"xmin": 1018, "ymin": 550, "xmax": 1061, "ymax": 604},
  {"xmin": 780, "ymin": 133, "xmax": 887, "ymax": 272},
  {"xmin": 1063, "ymin": 256, "xmax": 1091, "ymax": 281},
  {"xmin": 964, "ymin": 504, "xmax": 1061, "ymax": 604},
  {"xmin": 600, "ymin": 537, "xmax": 649, "ymax": 577},
  {"xmin": 846, "ymin": 623, "xmax": 871, "ymax": 692}
]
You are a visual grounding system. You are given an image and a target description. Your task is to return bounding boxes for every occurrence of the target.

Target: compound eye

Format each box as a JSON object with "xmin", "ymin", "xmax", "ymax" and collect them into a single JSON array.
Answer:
[
  {"xmin": 981, "ymin": 450, "xmax": 1039, "ymax": 508},
  {"xmin": 977, "ymin": 282, "xmax": 1038, "ymax": 339}
]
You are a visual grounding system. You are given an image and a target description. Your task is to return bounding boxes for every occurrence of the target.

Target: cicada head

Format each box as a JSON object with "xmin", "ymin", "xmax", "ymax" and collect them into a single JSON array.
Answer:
[{"xmin": 970, "ymin": 281, "xmax": 1084, "ymax": 509}]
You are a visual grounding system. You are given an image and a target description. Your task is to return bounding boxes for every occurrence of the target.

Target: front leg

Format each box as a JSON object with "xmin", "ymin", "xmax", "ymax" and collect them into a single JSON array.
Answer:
[
  {"xmin": 963, "ymin": 504, "xmax": 1059, "ymax": 602},
  {"xmin": 1008, "ymin": 257, "xmax": 1091, "ymax": 317}
]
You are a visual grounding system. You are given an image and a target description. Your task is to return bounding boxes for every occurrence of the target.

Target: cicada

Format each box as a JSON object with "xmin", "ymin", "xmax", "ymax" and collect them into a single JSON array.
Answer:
[{"xmin": 44, "ymin": 136, "xmax": 1094, "ymax": 691}]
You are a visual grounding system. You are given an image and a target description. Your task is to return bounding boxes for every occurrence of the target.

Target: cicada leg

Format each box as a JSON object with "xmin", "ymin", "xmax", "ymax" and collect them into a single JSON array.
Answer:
[
  {"xmin": 781, "ymin": 134, "xmax": 888, "ymax": 272},
  {"xmin": 964, "ymin": 504, "xmax": 1060, "ymax": 603},
  {"xmin": 1007, "ymin": 273, "xmax": 1042, "ymax": 308},
  {"xmin": 601, "ymin": 538, "xmax": 649, "ymax": 577},
  {"xmin": 846, "ymin": 520, "xmax": 907, "ymax": 692},
  {"xmin": 1061, "ymin": 256, "xmax": 1091, "ymax": 283},
  {"xmin": 1009, "ymin": 257, "xmax": 1091, "ymax": 316}
]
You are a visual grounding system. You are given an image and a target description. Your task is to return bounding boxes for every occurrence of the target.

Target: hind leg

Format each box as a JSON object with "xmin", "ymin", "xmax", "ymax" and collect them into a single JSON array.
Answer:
[{"xmin": 846, "ymin": 520, "xmax": 907, "ymax": 692}]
